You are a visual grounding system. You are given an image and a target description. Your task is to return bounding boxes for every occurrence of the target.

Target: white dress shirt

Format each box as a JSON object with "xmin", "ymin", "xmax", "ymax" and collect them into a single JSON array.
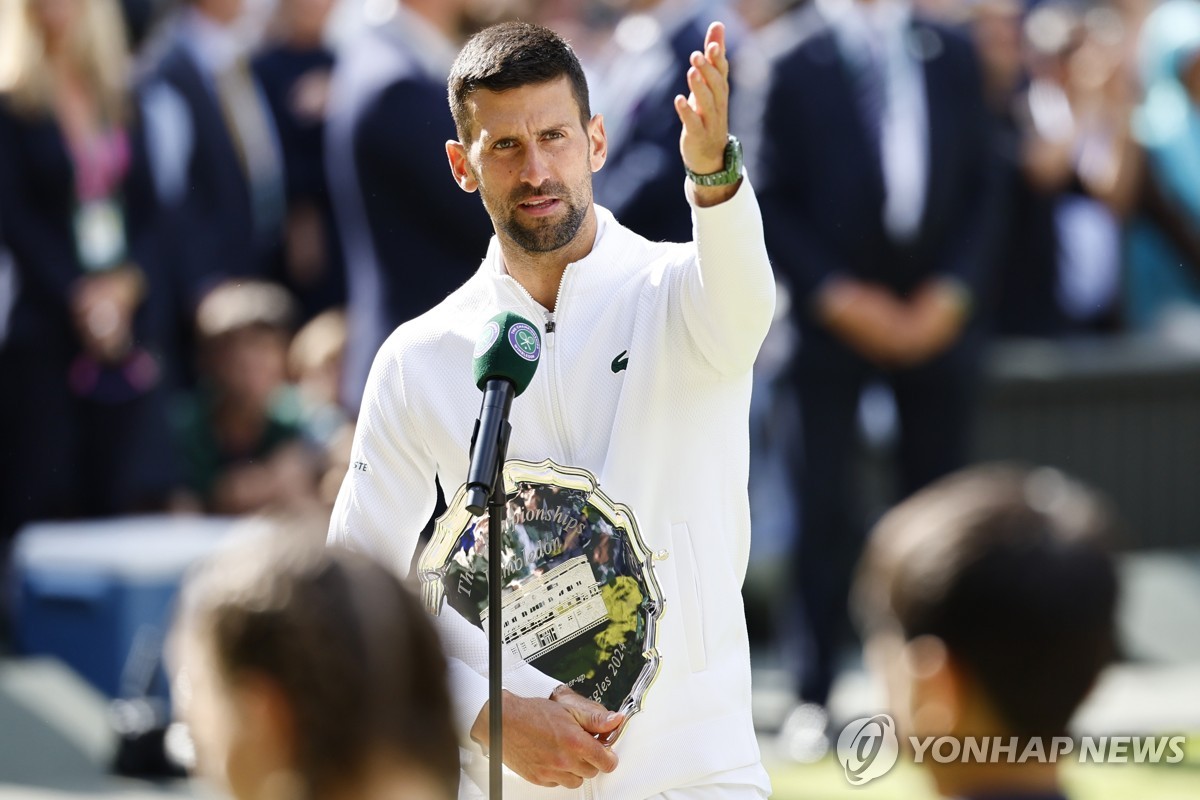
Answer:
[{"xmin": 818, "ymin": 0, "xmax": 929, "ymax": 240}]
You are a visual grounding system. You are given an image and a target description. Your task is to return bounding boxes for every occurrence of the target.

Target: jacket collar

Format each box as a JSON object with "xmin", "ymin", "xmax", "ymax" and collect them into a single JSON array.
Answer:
[{"xmin": 479, "ymin": 203, "xmax": 628, "ymax": 314}]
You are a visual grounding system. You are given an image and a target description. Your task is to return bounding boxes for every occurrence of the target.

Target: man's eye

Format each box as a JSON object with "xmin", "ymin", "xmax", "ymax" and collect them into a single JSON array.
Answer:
[
  {"xmin": 544, "ymin": 131, "xmax": 564, "ymax": 140},
  {"xmin": 494, "ymin": 140, "xmax": 515, "ymax": 150}
]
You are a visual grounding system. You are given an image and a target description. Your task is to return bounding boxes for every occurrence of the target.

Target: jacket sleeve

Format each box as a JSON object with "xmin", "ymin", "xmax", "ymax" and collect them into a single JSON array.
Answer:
[
  {"xmin": 328, "ymin": 342, "xmax": 560, "ymax": 739},
  {"xmin": 754, "ymin": 58, "xmax": 848, "ymax": 313},
  {"xmin": 0, "ymin": 103, "xmax": 82, "ymax": 315},
  {"xmin": 676, "ymin": 172, "xmax": 778, "ymax": 377},
  {"xmin": 932, "ymin": 37, "xmax": 1000, "ymax": 300}
]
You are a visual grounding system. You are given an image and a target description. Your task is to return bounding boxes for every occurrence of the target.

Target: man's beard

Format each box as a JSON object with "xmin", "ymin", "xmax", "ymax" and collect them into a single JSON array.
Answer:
[{"xmin": 496, "ymin": 181, "xmax": 588, "ymax": 254}]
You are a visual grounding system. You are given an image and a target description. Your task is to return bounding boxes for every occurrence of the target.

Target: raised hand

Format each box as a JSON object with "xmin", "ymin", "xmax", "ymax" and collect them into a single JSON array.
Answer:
[{"xmin": 674, "ymin": 22, "xmax": 731, "ymax": 178}]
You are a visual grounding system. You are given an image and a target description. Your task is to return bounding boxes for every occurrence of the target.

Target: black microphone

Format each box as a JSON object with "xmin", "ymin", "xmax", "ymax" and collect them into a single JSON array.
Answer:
[{"xmin": 465, "ymin": 311, "xmax": 542, "ymax": 515}]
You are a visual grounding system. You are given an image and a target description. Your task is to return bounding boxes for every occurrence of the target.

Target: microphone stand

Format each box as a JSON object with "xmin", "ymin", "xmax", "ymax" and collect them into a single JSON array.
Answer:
[
  {"xmin": 467, "ymin": 381, "xmax": 514, "ymax": 799},
  {"xmin": 487, "ymin": 422, "xmax": 511, "ymax": 799}
]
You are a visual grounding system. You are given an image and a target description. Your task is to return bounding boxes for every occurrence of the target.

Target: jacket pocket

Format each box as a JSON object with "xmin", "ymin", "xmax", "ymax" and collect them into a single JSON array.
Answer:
[{"xmin": 670, "ymin": 522, "xmax": 707, "ymax": 672}]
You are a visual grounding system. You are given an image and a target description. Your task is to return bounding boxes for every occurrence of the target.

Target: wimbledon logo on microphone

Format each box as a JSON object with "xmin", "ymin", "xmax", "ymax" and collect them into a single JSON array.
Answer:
[
  {"xmin": 508, "ymin": 322, "xmax": 541, "ymax": 362},
  {"xmin": 474, "ymin": 321, "xmax": 502, "ymax": 359},
  {"xmin": 836, "ymin": 714, "xmax": 900, "ymax": 786}
]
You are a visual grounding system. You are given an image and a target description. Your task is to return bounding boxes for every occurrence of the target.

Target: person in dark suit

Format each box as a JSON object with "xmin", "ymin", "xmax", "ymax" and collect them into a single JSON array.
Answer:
[
  {"xmin": 853, "ymin": 465, "xmax": 1119, "ymax": 800},
  {"xmin": 756, "ymin": 0, "xmax": 999, "ymax": 735},
  {"xmin": 326, "ymin": 0, "xmax": 492, "ymax": 409},
  {"xmin": 145, "ymin": 0, "xmax": 285, "ymax": 313},
  {"xmin": 592, "ymin": 6, "xmax": 721, "ymax": 244},
  {"xmin": 253, "ymin": 0, "xmax": 345, "ymax": 322},
  {"xmin": 0, "ymin": 0, "xmax": 176, "ymax": 543}
]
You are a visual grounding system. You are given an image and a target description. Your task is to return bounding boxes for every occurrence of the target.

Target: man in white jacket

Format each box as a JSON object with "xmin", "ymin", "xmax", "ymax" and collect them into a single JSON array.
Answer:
[{"xmin": 329, "ymin": 19, "xmax": 776, "ymax": 799}]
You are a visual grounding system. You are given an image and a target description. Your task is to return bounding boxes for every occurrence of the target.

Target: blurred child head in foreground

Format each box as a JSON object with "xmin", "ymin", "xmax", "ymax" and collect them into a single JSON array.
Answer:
[
  {"xmin": 170, "ymin": 531, "xmax": 459, "ymax": 800},
  {"xmin": 854, "ymin": 464, "xmax": 1120, "ymax": 799}
]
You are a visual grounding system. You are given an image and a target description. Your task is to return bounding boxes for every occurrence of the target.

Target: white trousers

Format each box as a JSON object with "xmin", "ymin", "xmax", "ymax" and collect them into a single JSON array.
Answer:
[{"xmin": 645, "ymin": 784, "xmax": 770, "ymax": 800}]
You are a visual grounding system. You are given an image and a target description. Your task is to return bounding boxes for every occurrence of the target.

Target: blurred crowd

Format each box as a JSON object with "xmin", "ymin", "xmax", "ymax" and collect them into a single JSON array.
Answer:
[{"xmin": 0, "ymin": 0, "xmax": 1197, "ymax": 750}]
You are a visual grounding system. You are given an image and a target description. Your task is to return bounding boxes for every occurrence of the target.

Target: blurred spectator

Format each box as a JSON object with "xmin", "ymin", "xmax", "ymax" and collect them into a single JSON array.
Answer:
[
  {"xmin": 254, "ymin": 0, "xmax": 346, "ymax": 322},
  {"xmin": 526, "ymin": 0, "xmax": 623, "ymax": 61},
  {"xmin": 120, "ymin": 0, "xmax": 166, "ymax": 49},
  {"xmin": 0, "ymin": 236, "xmax": 12, "ymax": 349},
  {"xmin": 287, "ymin": 308, "xmax": 354, "ymax": 506},
  {"xmin": 173, "ymin": 280, "xmax": 320, "ymax": 515},
  {"xmin": 756, "ymin": 0, "xmax": 997, "ymax": 749},
  {"xmin": 0, "ymin": 0, "xmax": 177, "ymax": 542},
  {"xmin": 729, "ymin": 0, "xmax": 806, "ymax": 173},
  {"xmin": 592, "ymin": 0, "xmax": 735, "ymax": 244},
  {"xmin": 973, "ymin": 0, "xmax": 1064, "ymax": 336},
  {"xmin": 728, "ymin": 0, "xmax": 809, "ymax": 650},
  {"xmin": 971, "ymin": 0, "xmax": 1023, "ymax": 112},
  {"xmin": 1126, "ymin": 0, "xmax": 1200, "ymax": 331},
  {"xmin": 326, "ymin": 0, "xmax": 492, "ymax": 409},
  {"xmin": 143, "ymin": 0, "xmax": 286, "ymax": 314},
  {"xmin": 736, "ymin": 0, "xmax": 805, "ymax": 30},
  {"xmin": 853, "ymin": 465, "xmax": 1119, "ymax": 800},
  {"xmin": 170, "ymin": 532, "xmax": 459, "ymax": 800},
  {"xmin": 993, "ymin": 1, "xmax": 1133, "ymax": 335}
]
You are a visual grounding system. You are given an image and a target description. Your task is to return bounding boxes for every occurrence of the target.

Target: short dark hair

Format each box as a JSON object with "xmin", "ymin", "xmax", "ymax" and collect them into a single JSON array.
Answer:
[
  {"xmin": 176, "ymin": 533, "xmax": 459, "ymax": 798},
  {"xmin": 448, "ymin": 21, "xmax": 591, "ymax": 143},
  {"xmin": 853, "ymin": 465, "xmax": 1120, "ymax": 738}
]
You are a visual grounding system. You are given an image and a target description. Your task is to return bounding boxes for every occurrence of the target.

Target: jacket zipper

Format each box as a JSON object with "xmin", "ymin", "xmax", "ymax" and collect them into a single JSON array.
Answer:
[
  {"xmin": 505, "ymin": 270, "xmax": 574, "ymax": 463},
  {"xmin": 584, "ymin": 777, "xmax": 595, "ymax": 800}
]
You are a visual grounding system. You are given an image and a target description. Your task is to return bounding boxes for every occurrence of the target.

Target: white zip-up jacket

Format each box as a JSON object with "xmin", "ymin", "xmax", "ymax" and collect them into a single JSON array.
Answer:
[{"xmin": 329, "ymin": 176, "xmax": 776, "ymax": 799}]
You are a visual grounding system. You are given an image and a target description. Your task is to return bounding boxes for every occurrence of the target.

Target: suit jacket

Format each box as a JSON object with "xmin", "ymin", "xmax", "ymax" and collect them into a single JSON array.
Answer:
[
  {"xmin": 0, "ymin": 95, "xmax": 167, "ymax": 352},
  {"xmin": 326, "ymin": 22, "xmax": 492, "ymax": 406},
  {"xmin": 757, "ymin": 9, "xmax": 997, "ymax": 326},
  {"xmin": 253, "ymin": 44, "xmax": 346, "ymax": 317},
  {"xmin": 149, "ymin": 41, "xmax": 280, "ymax": 307},
  {"xmin": 353, "ymin": 76, "xmax": 492, "ymax": 330},
  {"xmin": 989, "ymin": 104, "xmax": 1064, "ymax": 337},
  {"xmin": 594, "ymin": 14, "xmax": 712, "ymax": 245}
]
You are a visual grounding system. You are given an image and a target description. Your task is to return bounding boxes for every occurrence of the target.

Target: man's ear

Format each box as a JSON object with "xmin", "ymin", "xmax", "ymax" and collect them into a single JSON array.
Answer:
[
  {"xmin": 446, "ymin": 140, "xmax": 478, "ymax": 192},
  {"xmin": 906, "ymin": 635, "xmax": 964, "ymax": 737},
  {"xmin": 235, "ymin": 673, "xmax": 297, "ymax": 768},
  {"xmin": 588, "ymin": 114, "xmax": 607, "ymax": 173}
]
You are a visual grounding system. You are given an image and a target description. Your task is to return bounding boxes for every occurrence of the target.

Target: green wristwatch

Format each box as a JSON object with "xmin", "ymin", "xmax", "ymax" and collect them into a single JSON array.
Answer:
[{"xmin": 685, "ymin": 135, "xmax": 744, "ymax": 186}]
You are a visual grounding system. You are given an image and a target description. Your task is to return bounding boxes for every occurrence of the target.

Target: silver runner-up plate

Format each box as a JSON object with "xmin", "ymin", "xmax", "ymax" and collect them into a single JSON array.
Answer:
[{"xmin": 418, "ymin": 459, "xmax": 664, "ymax": 743}]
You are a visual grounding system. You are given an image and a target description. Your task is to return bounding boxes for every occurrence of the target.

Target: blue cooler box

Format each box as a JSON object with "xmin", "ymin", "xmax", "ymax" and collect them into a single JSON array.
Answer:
[{"xmin": 11, "ymin": 516, "xmax": 243, "ymax": 699}]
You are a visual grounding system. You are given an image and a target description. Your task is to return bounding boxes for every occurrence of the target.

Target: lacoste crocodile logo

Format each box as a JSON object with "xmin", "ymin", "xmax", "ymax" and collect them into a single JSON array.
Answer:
[{"xmin": 611, "ymin": 350, "xmax": 629, "ymax": 374}]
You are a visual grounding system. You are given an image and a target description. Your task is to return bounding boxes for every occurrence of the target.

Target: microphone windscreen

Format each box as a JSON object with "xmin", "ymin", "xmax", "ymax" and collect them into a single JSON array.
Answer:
[{"xmin": 472, "ymin": 311, "xmax": 542, "ymax": 395}]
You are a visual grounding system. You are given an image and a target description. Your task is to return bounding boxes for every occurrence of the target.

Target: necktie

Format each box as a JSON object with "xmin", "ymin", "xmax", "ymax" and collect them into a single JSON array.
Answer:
[{"xmin": 215, "ymin": 59, "xmax": 285, "ymax": 242}]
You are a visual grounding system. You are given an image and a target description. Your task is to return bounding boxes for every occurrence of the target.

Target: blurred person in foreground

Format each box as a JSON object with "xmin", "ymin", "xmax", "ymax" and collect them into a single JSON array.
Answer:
[
  {"xmin": 170, "ymin": 532, "xmax": 458, "ymax": 800},
  {"xmin": 1126, "ymin": 0, "xmax": 1200, "ymax": 331},
  {"xmin": 0, "ymin": 0, "xmax": 176, "ymax": 540},
  {"xmin": 756, "ymin": 0, "xmax": 997, "ymax": 746},
  {"xmin": 326, "ymin": 0, "xmax": 493, "ymax": 409},
  {"xmin": 854, "ymin": 465, "xmax": 1119, "ymax": 800},
  {"xmin": 254, "ymin": 0, "xmax": 346, "ymax": 322},
  {"xmin": 330, "ymin": 19, "xmax": 775, "ymax": 798},
  {"xmin": 173, "ymin": 279, "xmax": 320, "ymax": 515}
]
